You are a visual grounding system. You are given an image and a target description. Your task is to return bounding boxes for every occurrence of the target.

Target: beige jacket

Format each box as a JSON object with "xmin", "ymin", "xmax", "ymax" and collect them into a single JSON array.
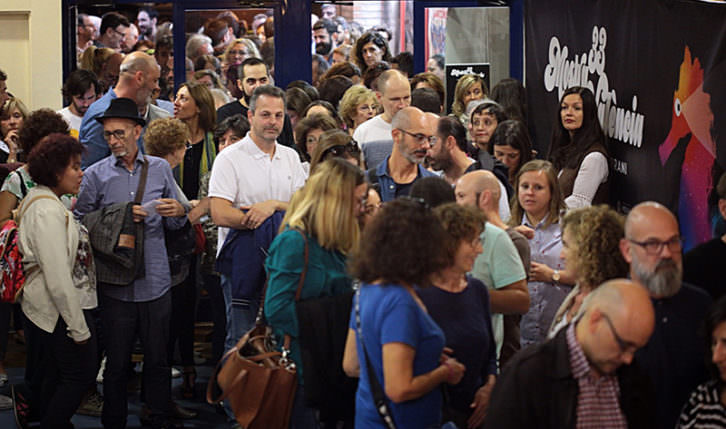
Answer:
[{"xmin": 18, "ymin": 186, "xmax": 97, "ymax": 342}]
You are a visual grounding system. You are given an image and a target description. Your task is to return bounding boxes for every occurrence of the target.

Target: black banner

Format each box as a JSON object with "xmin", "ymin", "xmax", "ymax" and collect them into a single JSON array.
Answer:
[{"xmin": 525, "ymin": 0, "xmax": 726, "ymax": 250}]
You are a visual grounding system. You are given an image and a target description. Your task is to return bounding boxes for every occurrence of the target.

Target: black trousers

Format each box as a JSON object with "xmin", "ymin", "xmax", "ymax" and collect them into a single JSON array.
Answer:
[
  {"xmin": 26, "ymin": 310, "xmax": 98, "ymax": 429},
  {"xmin": 168, "ymin": 260, "xmax": 197, "ymax": 367},
  {"xmin": 100, "ymin": 291, "xmax": 172, "ymax": 429}
]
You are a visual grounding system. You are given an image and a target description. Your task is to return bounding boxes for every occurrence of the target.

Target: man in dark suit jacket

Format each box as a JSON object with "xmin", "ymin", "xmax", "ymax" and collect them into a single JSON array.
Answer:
[{"xmin": 485, "ymin": 279, "xmax": 656, "ymax": 429}]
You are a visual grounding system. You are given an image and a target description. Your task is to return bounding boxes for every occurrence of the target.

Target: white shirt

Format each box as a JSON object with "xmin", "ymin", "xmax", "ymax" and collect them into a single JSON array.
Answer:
[
  {"xmin": 208, "ymin": 133, "xmax": 307, "ymax": 254},
  {"xmin": 57, "ymin": 107, "xmax": 83, "ymax": 139},
  {"xmin": 353, "ymin": 114, "xmax": 393, "ymax": 146},
  {"xmin": 562, "ymin": 152, "xmax": 609, "ymax": 209}
]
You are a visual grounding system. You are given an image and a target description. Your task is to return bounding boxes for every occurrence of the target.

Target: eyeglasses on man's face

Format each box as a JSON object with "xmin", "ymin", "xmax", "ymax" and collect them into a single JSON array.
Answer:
[
  {"xmin": 627, "ymin": 236, "xmax": 682, "ymax": 255},
  {"xmin": 397, "ymin": 128, "xmax": 438, "ymax": 146}
]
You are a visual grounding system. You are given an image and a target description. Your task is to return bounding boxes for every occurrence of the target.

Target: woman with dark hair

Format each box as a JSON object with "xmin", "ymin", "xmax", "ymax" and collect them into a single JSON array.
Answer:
[
  {"xmin": 302, "ymin": 100, "xmax": 345, "ymax": 129},
  {"xmin": 0, "ymin": 108, "xmax": 71, "ymax": 224},
  {"xmin": 490, "ymin": 78, "xmax": 528, "ymax": 125},
  {"xmin": 321, "ymin": 61, "xmax": 362, "ymax": 86},
  {"xmin": 353, "ymin": 32, "xmax": 392, "ymax": 75},
  {"xmin": 294, "ymin": 114, "xmax": 338, "ymax": 173},
  {"xmin": 18, "ymin": 133, "xmax": 96, "ymax": 428},
  {"xmin": 678, "ymin": 296, "xmax": 726, "ymax": 427},
  {"xmin": 173, "ymin": 82, "xmax": 217, "ymax": 201},
  {"xmin": 508, "ymin": 160, "xmax": 573, "ymax": 348},
  {"xmin": 318, "ymin": 75, "xmax": 354, "ymax": 110},
  {"xmin": 419, "ymin": 203, "xmax": 496, "ymax": 429},
  {"xmin": 285, "ymin": 87, "xmax": 312, "ymax": 129},
  {"xmin": 309, "ymin": 129, "xmax": 362, "ymax": 173},
  {"xmin": 547, "ymin": 86, "xmax": 609, "ymax": 209},
  {"xmin": 468, "ymin": 100, "xmax": 507, "ymax": 156},
  {"xmin": 265, "ymin": 158, "xmax": 367, "ymax": 427},
  {"xmin": 343, "ymin": 198, "xmax": 466, "ymax": 428},
  {"xmin": 410, "ymin": 72, "xmax": 445, "ymax": 113},
  {"xmin": 491, "ymin": 120, "xmax": 534, "ymax": 185}
]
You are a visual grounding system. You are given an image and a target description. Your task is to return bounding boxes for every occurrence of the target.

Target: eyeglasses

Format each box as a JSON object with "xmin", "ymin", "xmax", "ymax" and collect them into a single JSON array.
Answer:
[
  {"xmin": 601, "ymin": 313, "xmax": 637, "ymax": 354},
  {"xmin": 397, "ymin": 128, "xmax": 438, "ymax": 146},
  {"xmin": 321, "ymin": 142, "xmax": 361, "ymax": 159},
  {"xmin": 113, "ymin": 27, "xmax": 126, "ymax": 38},
  {"xmin": 103, "ymin": 129, "xmax": 128, "ymax": 141},
  {"xmin": 627, "ymin": 236, "xmax": 682, "ymax": 255}
]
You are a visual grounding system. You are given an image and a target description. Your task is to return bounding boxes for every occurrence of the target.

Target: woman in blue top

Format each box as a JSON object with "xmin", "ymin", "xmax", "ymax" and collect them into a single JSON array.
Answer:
[
  {"xmin": 265, "ymin": 158, "xmax": 368, "ymax": 428},
  {"xmin": 508, "ymin": 160, "xmax": 575, "ymax": 347},
  {"xmin": 343, "ymin": 198, "xmax": 466, "ymax": 429},
  {"xmin": 419, "ymin": 203, "xmax": 497, "ymax": 429}
]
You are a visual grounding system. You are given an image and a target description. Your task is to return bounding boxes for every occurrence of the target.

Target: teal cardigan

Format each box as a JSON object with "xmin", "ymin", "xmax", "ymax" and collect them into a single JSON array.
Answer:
[{"xmin": 264, "ymin": 227, "xmax": 352, "ymax": 384}]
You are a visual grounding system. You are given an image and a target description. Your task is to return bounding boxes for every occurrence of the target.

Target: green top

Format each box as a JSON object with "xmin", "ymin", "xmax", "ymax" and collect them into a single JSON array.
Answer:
[{"xmin": 264, "ymin": 227, "xmax": 352, "ymax": 384}]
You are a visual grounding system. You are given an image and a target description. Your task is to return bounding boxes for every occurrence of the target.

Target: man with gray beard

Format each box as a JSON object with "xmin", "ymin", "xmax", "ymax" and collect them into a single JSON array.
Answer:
[{"xmin": 620, "ymin": 201, "xmax": 712, "ymax": 429}]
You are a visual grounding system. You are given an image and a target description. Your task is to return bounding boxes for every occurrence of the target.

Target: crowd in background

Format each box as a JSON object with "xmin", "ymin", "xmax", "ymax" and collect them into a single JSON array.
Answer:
[{"xmin": 0, "ymin": 3, "xmax": 725, "ymax": 429}]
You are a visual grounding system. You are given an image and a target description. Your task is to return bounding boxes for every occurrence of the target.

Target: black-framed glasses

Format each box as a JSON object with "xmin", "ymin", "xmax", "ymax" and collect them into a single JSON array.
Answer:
[
  {"xmin": 601, "ymin": 313, "xmax": 636, "ymax": 353},
  {"xmin": 103, "ymin": 129, "xmax": 128, "ymax": 141},
  {"xmin": 321, "ymin": 142, "xmax": 361, "ymax": 159},
  {"xmin": 627, "ymin": 236, "xmax": 682, "ymax": 255},
  {"xmin": 396, "ymin": 128, "xmax": 438, "ymax": 146}
]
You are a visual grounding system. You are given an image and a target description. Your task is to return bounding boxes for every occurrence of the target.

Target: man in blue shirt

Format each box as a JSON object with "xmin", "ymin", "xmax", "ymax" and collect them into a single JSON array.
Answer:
[
  {"xmin": 75, "ymin": 97, "xmax": 187, "ymax": 429},
  {"xmin": 368, "ymin": 107, "xmax": 437, "ymax": 202},
  {"xmin": 79, "ymin": 51, "xmax": 169, "ymax": 169}
]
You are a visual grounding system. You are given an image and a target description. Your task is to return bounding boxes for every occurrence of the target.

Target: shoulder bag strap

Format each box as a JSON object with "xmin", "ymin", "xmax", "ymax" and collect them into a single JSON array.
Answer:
[
  {"xmin": 355, "ymin": 288, "xmax": 398, "ymax": 429},
  {"xmin": 15, "ymin": 170, "xmax": 27, "ymax": 198},
  {"xmin": 134, "ymin": 156, "xmax": 149, "ymax": 204}
]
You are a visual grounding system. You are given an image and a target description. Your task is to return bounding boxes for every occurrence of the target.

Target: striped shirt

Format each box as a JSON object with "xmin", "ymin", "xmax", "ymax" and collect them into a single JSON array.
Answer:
[
  {"xmin": 566, "ymin": 324, "xmax": 627, "ymax": 429},
  {"xmin": 678, "ymin": 380, "xmax": 726, "ymax": 428}
]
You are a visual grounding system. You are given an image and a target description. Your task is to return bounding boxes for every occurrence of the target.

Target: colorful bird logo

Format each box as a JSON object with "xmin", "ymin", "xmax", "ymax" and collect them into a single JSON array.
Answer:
[{"xmin": 658, "ymin": 46, "xmax": 716, "ymax": 250}]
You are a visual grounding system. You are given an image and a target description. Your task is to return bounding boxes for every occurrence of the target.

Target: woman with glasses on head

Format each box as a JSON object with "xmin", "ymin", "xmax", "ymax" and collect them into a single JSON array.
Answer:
[
  {"xmin": 508, "ymin": 160, "xmax": 575, "ymax": 348},
  {"xmin": 294, "ymin": 114, "xmax": 339, "ymax": 174},
  {"xmin": 309, "ymin": 129, "xmax": 362, "ymax": 173},
  {"xmin": 548, "ymin": 205, "xmax": 628, "ymax": 338},
  {"xmin": 265, "ymin": 158, "xmax": 368, "ymax": 427},
  {"xmin": 418, "ymin": 203, "xmax": 497, "ymax": 429},
  {"xmin": 343, "ymin": 197, "xmax": 466, "ymax": 428}
]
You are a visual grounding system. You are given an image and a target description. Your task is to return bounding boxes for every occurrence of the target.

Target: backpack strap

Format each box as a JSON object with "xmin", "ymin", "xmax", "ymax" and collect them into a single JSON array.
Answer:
[
  {"xmin": 15, "ymin": 194, "xmax": 61, "ymax": 225},
  {"xmin": 14, "ymin": 170, "xmax": 27, "ymax": 199}
]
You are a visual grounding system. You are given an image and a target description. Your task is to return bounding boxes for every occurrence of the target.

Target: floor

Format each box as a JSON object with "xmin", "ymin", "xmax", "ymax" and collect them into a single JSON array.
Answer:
[{"xmin": 0, "ymin": 324, "xmax": 232, "ymax": 429}]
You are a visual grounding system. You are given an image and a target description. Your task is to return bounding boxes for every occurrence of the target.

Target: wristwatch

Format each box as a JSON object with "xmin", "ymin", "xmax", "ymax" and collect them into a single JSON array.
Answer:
[{"xmin": 552, "ymin": 269, "xmax": 561, "ymax": 283}]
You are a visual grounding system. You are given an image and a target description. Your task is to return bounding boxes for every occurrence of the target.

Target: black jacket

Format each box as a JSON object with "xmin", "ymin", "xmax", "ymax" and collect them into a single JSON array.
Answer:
[{"xmin": 483, "ymin": 327, "xmax": 655, "ymax": 429}]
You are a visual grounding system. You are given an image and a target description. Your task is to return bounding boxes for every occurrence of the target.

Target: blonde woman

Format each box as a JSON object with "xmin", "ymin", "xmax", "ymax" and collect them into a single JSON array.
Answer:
[
  {"xmin": 338, "ymin": 85, "xmax": 377, "ymax": 136},
  {"xmin": 451, "ymin": 74, "xmax": 487, "ymax": 121},
  {"xmin": 265, "ymin": 159, "xmax": 367, "ymax": 427},
  {"xmin": 222, "ymin": 38, "xmax": 261, "ymax": 96}
]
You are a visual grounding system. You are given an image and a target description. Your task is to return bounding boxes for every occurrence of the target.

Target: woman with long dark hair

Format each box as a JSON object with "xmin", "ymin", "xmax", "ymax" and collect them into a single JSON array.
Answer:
[{"xmin": 547, "ymin": 86, "xmax": 609, "ymax": 209}]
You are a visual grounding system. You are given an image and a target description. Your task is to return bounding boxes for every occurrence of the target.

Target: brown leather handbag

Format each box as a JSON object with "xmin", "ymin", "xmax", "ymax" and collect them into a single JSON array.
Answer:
[{"xmin": 206, "ymin": 229, "xmax": 310, "ymax": 428}]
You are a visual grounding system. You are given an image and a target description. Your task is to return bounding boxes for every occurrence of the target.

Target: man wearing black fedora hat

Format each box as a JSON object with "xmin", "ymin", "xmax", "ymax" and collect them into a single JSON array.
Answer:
[
  {"xmin": 79, "ymin": 51, "xmax": 170, "ymax": 169},
  {"xmin": 75, "ymin": 96, "xmax": 188, "ymax": 429}
]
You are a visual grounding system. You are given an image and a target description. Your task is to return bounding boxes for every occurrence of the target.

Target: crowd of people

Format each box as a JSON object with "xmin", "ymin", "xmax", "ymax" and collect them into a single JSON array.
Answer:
[{"xmin": 0, "ymin": 4, "xmax": 725, "ymax": 429}]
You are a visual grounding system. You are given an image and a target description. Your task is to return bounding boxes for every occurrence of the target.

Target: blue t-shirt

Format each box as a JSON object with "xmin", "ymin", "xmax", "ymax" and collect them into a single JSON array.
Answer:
[
  {"xmin": 418, "ymin": 276, "xmax": 498, "ymax": 414},
  {"xmin": 351, "ymin": 283, "xmax": 445, "ymax": 428}
]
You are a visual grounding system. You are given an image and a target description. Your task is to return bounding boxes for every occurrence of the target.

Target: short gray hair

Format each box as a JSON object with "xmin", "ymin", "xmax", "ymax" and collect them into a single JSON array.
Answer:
[{"xmin": 249, "ymin": 85, "xmax": 286, "ymax": 113}]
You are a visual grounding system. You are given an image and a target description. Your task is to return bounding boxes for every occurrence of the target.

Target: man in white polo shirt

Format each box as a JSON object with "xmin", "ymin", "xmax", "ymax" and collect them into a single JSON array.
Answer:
[{"xmin": 209, "ymin": 84, "xmax": 306, "ymax": 351}]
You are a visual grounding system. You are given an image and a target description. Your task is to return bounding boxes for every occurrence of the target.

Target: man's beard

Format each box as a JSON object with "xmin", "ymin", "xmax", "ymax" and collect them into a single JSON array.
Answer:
[
  {"xmin": 631, "ymin": 252, "xmax": 682, "ymax": 298},
  {"xmin": 243, "ymin": 92, "xmax": 251, "ymax": 106},
  {"xmin": 315, "ymin": 42, "xmax": 333, "ymax": 56}
]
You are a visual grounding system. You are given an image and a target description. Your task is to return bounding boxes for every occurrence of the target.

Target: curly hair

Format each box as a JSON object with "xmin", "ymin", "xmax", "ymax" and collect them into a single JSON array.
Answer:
[
  {"xmin": 349, "ymin": 197, "xmax": 450, "ymax": 287},
  {"xmin": 433, "ymin": 202, "xmax": 486, "ymax": 251},
  {"xmin": 18, "ymin": 109, "xmax": 70, "ymax": 158},
  {"xmin": 353, "ymin": 31, "xmax": 392, "ymax": 74},
  {"xmin": 27, "ymin": 133, "xmax": 84, "ymax": 188},
  {"xmin": 561, "ymin": 205, "xmax": 627, "ymax": 288},
  {"xmin": 144, "ymin": 117, "xmax": 189, "ymax": 158}
]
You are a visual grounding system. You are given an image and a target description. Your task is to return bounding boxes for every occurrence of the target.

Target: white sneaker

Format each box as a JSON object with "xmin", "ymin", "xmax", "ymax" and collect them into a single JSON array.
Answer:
[
  {"xmin": 171, "ymin": 367, "xmax": 182, "ymax": 378},
  {"xmin": 96, "ymin": 356, "xmax": 106, "ymax": 383}
]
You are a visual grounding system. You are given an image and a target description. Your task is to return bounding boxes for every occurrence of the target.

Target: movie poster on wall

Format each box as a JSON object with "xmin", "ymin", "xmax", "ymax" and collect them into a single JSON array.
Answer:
[{"xmin": 525, "ymin": 0, "xmax": 726, "ymax": 250}]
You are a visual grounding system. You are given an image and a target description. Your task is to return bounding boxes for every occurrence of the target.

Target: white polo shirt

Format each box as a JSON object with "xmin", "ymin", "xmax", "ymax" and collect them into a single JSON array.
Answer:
[{"xmin": 208, "ymin": 133, "xmax": 307, "ymax": 254}]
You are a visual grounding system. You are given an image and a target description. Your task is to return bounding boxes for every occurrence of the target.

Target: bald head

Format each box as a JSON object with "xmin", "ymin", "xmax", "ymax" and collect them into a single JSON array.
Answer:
[
  {"xmin": 624, "ymin": 201, "xmax": 678, "ymax": 238},
  {"xmin": 391, "ymin": 106, "xmax": 424, "ymax": 130},
  {"xmin": 576, "ymin": 279, "xmax": 655, "ymax": 375},
  {"xmin": 117, "ymin": 51, "xmax": 161, "ymax": 107},
  {"xmin": 119, "ymin": 52, "xmax": 158, "ymax": 77},
  {"xmin": 377, "ymin": 69, "xmax": 408, "ymax": 94},
  {"xmin": 456, "ymin": 170, "xmax": 501, "ymax": 211}
]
